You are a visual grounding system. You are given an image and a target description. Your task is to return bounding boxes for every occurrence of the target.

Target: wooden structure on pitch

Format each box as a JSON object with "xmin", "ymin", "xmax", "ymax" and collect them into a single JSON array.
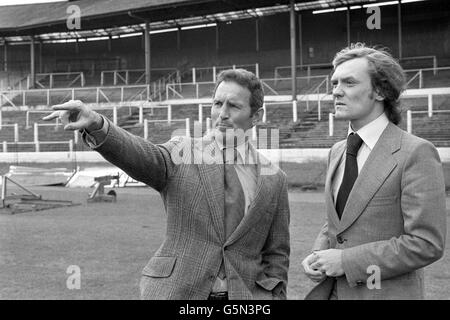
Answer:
[{"xmin": 0, "ymin": 175, "xmax": 78, "ymax": 214}]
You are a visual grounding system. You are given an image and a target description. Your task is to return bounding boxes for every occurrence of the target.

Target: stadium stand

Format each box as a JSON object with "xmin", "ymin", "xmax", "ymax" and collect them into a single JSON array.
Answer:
[{"xmin": 0, "ymin": 0, "xmax": 449, "ymax": 153}]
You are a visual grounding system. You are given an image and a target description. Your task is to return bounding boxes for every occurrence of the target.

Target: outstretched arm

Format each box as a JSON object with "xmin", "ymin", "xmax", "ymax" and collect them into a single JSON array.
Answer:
[{"xmin": 43, "ymin": 100, "xmax": 177, "ymax": 191}]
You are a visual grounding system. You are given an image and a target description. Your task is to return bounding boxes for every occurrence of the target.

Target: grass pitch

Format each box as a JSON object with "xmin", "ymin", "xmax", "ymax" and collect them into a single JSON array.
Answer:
[{"xmin": 1, "ymin": 185, "xmax": 449, "ymax": 300}]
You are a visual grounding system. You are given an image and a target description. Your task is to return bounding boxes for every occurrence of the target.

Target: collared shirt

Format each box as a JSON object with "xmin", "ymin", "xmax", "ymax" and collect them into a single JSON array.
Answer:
[
  {"xmin": 214, "ymin": 137, "xmax": 258, "ymax": 216},
  {"xmin": 332, "ymin": 112, "xmax": 389, "ymax": 202}
]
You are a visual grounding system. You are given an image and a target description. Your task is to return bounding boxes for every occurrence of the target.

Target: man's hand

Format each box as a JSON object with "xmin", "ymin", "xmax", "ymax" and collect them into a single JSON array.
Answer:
[
  {"xmin": 301, "ymin": 253, "xmax": 327, "ymax": 282},
  {"xmin": 42, "ymin": 100, "xmax": 102, "ymax": 132},
  {"xmin": 309, "ymin": 249, "xmax": 344, "ymax": 277}
]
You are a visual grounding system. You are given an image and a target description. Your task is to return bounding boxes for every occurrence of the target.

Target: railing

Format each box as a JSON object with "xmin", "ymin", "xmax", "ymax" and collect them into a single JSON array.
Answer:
[
  {"xmin": 263, "ymin": 101, "xmax": 293, "ymax": 122},
  {"xmin": 405, "ymin": 66, "xmax": 450, "ymax": 89},
  {"xmin": 406, "ymin": 109, "xmax": 450, "ymax": 134},
  {"xmin": 192, "ymin": 63, "xmax": 259, "ymax": 83},
  {"xmin": 271, "ymin": 74, "xmax": 329, "ymax": 91},
  {"xmin": 25, "ymin": 103, "xmax": 152, "ymax": 130},
  {"xmin": 0, "ymin": 91, "xmax": 17, "ymax": 107},
  {"xmin": 406, "ymin": 70, "xmax": 423, "ymax": 89},
  {"xmin": 149, "ymin": 69, "xmax": 182, "ymax": 102},
  {"xmin": 55, "ymin": 57, "xmax": 122, "ymax": 76},
  {"xmin": 298, "ymin": 76, "xmax": 330, "ymax": 120},
  {"xmin": 0, "ymin": 68, "xmax": 188, "ymax": 107},
  {"xmin": 25, "ymin": 110, "xmax": 56, "ymax": 129},
  {"xmin": 328, "ymin": 94, "xmax": 450, "ymax": 137},
  {"xmin": 274, "ymin": 56, "xmax": 438, "ymax": 84},
  {"xmin": 3, "ymin": 97, "xmax": 450, "ymax": 152},
  {"xmin": 400, "ymin": 55, "xmax": 437, "ymax": 74},
  {"xmin": 1, "ymin": 140, "xmax": 74, "ymax": 153},
  {"xmin": 0, "ymin": 85, "xmax": 151, "ymax": 107},
  {"xmin": 143, "ymin": 118, "xmax": 191, "ymax": 140},
  {"xmin": 274, "ymin": 63, "xmax": 332, "ymax": 83},
  {"xmin": 3, "ymin": 115, "xmax": 196, "ymax": 152},
  {"xmin": 261, "ymin": 79, "xmax": 281, "ymax": 95},
  {"xmin": 9, "ymin": 73, "xmax": 30, "ymax": 91},
  {"xmin": 166, "ymin": 81, "xmax": 216, "ymax": 100},
  {"xmin": 100, "ymin": 68, "xmax": 179, "ymax": 86},
  {"xmin": 329, "ymin": 113, "xmax": 334, "ymax": 137},
  {"xmin": 32, "ymin": 72, "xmax": 85, "ymax": 89},
  {"xmin": 0, "ymin": 123, "xmax": 19, "ymax": 141},
  {"xmin": 165, "ymin": 75, "xmax": 329, "ymax": 100}
]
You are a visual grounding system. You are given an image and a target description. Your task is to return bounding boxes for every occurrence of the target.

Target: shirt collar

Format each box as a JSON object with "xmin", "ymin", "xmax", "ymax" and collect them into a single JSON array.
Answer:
[
  {"xmin": 347, "ymin": 112, "xmax": 389, "ymax": 151},
  {"xmin": 214, "ymin": 135, "xmax": 254, "ymax": 164}
]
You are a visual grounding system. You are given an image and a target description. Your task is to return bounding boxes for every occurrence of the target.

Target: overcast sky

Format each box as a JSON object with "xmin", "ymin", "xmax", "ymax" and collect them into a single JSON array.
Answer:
[{"xmin": 0, "ymin": 0, "xmax": 68, "ymax": 6}]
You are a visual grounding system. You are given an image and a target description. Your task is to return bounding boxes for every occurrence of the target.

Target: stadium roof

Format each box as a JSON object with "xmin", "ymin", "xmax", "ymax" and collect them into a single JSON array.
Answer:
[{"xmin": 0, "ymin": 0, "xmax": 426, "ymax": 41}]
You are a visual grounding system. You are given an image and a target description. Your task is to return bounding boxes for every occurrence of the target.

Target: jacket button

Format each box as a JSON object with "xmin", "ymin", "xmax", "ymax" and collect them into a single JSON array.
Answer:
[{"xmin": 337, "ymin": 235, "xmax": 344, "ymax": 244}]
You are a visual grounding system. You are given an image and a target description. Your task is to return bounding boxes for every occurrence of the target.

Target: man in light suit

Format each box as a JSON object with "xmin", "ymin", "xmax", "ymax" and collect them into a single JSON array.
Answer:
[
  {"xmin": 301, "ymin": 43, "xmax": 446, "ymax": 299},
  {"xmin": 44, "ymin": 69, "xmax": 290, "ymax": 300}
]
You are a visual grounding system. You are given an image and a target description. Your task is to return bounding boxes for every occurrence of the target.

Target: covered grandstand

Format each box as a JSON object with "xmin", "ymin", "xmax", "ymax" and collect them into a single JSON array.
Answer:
[
  {"xmin": 0, "ymin": 0, "xmax": 449, "ymax": 160},
  {"xmin": 2, "ymin": 0, "xmax": 450, "ymax": 303}
]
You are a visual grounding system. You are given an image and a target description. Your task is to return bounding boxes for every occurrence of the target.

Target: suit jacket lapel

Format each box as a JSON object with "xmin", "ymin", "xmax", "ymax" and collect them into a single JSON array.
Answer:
[
  {"xmin": 326, "ymin": 141, "xmax": 346, "ymax": 228},
  {"xmin": 225, "ymin": 143, "xmax": 273, "ymax": 246},
  {"xmin": 197, "ymin": 140, "xmax": 226, "ymax": 243},
  {"xmin": 338, "ymin": 123, "xmax": 401, "ymax": 233}
]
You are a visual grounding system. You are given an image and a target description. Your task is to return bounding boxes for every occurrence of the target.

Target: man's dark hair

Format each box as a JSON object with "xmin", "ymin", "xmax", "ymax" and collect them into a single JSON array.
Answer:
[
  {"xmin": 333, "ymin": 43, "xmax": 406, "ymax": 125},
  {"xmin": 213, "ymin": 68, "xmax": 264, "ymax": 115}
]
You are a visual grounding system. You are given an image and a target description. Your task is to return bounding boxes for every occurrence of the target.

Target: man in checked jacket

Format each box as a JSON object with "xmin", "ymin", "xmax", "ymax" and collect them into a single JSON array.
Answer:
[{"xmin": 44, "ymin": 69, "xmax": 290, "ymax": 300}]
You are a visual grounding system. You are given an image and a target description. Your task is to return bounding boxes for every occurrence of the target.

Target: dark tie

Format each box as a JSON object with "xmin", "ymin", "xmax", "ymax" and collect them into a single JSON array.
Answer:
[
  {"xmin": 218, "ymin": 148, "xmax": 245, "ymax": 281},
  {"xmin": 223, "ymin": 148, "xmax": 245, "ymax": 239},
  {"xmin": 335, "ymin": 133, "xmax": 363, "ymax": 219}
]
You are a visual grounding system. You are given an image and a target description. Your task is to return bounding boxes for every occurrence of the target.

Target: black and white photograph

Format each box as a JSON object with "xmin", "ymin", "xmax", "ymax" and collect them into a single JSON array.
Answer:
[{"xmin": 0, "ymin": 0, "xmax": 449, "ymax": 305}]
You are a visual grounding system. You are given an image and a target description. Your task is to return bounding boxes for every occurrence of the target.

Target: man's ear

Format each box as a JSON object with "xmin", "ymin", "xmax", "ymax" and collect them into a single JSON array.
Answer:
[
  {"xmin": 251, "ymin": 107, "xmax": 264, "ymax": 125},
  {"xmin": 374, "ymin": 89, "xmax": 384, "ymax": 102}
]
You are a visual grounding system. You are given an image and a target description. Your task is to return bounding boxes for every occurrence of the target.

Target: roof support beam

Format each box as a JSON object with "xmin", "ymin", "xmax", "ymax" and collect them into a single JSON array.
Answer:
[
  {"xmin": 255, "ymin": 18, "xmax": 259, "ymax": 52},
  {"xmin": 39, "ymin": 40, "xmax": 43, "ymax": 73},
  {"xmin": 215, "ymin": 23, "xmax": 219, "ymax": 51},
  {"xmin": 346, "ymin": 7, "xmax": 351, "ymax": 47},
  {"xmin": 298, "ymin": 13, "xmax": 303, "ymax": 69},
  {"xmin": 177, "ymin": 27, "xmax": 181, "ymax": 51},
  {"xmin": 289, "ymin": 0, "xmax": 297, "ymax": 103},
  {"xmin": 128, "ymin": 11, "xmax": 152, "ymax": 85},
  {"xmin": 30, "ymin": 36, "xmax": 35, "ymax": 89},
  {"xmin": 398, "ymin": 1, "xmax": 402, "ymax": 59},
  {"xmin": 3, "ymin": 41, "xmax": 7, "ymax": 72},
  {"xmin": 144, "ymin": 21, "xmax": 151, "ymax": 85}
]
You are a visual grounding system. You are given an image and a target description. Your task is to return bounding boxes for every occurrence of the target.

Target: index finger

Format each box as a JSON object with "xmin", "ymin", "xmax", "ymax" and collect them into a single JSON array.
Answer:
[
  {"xmin": 42, "ymin": 111, "xmax": 61, "ymax": 121},
  {"xmin": 51, "ymin": 100, "xmax": 83, "ymax": 111}
]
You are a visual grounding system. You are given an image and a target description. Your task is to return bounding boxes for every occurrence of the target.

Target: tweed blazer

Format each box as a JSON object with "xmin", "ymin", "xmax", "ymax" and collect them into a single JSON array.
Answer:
[
  {"xmin": 85, "ymin": 119, "xmax": 290, "ymax": 300},
  {"xmin": 305, "ymin": 122, "xmax": 446, "ymax": 300}
]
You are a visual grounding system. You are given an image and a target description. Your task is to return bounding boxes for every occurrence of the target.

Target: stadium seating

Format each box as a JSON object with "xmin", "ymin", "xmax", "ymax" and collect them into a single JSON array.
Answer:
[
  {"xmin": 2, "ymin": 92, "xmax": 450, "ymax": 151},
  {"xmin": 1, "ymin": 58, "xmax": 450, "ymax": 152}
]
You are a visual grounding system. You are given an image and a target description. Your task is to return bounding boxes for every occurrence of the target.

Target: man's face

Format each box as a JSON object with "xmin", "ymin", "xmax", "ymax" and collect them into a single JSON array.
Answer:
[
  {"xmin": 211, "ymin": 80, "xmax": 256, "ymax": 136},
  {"xmin": 331, "ymin": 57, "xmax": 384, "ymax": 130}
]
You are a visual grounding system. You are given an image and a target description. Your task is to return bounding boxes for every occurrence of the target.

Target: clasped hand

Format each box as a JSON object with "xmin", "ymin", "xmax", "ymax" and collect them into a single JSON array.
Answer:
[{"xmin": 301, "ymin": 249, "xmax": 344, "ymax": 282}]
